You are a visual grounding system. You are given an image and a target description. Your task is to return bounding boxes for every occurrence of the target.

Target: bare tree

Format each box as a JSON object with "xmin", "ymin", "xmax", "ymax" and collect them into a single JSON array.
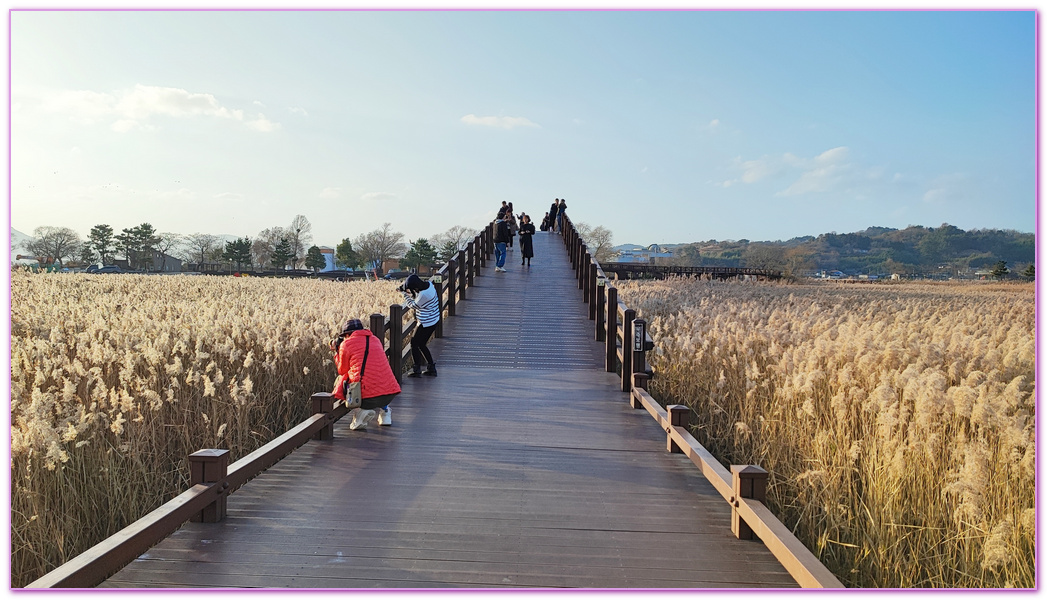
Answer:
[
  {"xmin": 354, "ymin": 223, "xmax": 407, "ymax": 270},
  {"xmin": 287, "ymin": 215, "xmax": 312, "ymax": 269},
  {"xmin": 156, "ymin": 232, "xmax": 182, "ymax": 255},
  {"xmin": 25, "ymin": 226, "xmax": 82, "ymax": 266},
  {"xmin": 432, "ymin": 225, "xmax": 479, "ymax": 253},
  {"xmin": 252, "ymin": 227, "xmax": 285, "ymax": 270},
  {"xmin": 574, "ymin": 222, "xmax": 615, "ymax": 263},
  {"xmin": 183, "ymin": 233, "xmax": 220, "ymax": 266}
]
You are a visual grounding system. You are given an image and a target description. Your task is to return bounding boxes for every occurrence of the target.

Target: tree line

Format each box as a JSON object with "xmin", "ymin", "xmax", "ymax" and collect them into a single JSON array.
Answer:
[
  {"xmin": 19, "ymin": 216, "xmax": 480, "ymax": 274},
  {"xmin": 661, "ymin": 223, "xmax": 1034, "ymax": 279}
]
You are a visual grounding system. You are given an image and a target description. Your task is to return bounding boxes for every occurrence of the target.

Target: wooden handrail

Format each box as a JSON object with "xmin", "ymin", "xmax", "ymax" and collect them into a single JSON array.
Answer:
[
  {"xmin": 565, "ymin": 213, "xmax": 844, "ymax": 589},
  {"xmin": 27, "ymin": 224, "xmax": 495, "ymax": 589},
  {"xmin": 27, "ymin": 400, "xmax": 351, "ymax": 588}
]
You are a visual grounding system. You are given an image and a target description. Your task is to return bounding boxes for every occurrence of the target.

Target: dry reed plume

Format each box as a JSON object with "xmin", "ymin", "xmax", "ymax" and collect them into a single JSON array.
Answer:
[
  {"xmin": 11, "ymin": 271, "xmax": 401, "ymax": 587},
  {"xmin": 615, "ymin": 278, "xmax": 1034, "ymax": 588}
]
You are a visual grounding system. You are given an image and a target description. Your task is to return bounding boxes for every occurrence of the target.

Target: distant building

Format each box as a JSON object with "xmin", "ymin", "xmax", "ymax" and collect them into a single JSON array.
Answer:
[{"xmin": 613, "ymin": 244, "xmax": 674, "ymax": 263}]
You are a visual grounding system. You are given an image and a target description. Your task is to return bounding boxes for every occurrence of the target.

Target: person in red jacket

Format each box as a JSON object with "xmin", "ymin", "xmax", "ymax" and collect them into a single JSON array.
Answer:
[{"xmin": 330, "ymin": 319, "xmax": 402, "ymax": 429}]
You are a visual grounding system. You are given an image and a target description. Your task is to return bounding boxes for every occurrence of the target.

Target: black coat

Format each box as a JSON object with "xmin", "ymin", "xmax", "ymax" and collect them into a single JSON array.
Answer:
[
  {"xmin": 493, "ymin": 220, "xmax": 510, "ymax": 244},
  {"xmin": 519, "ymin": 223, "xmax": 536, "ymax": 258}
]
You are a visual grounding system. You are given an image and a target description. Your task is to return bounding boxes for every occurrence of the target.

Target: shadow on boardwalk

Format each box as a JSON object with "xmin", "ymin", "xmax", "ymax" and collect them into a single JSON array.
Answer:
[{"xmin": 101, "ymin": 232, "xmax": 797, "ymax": 589}]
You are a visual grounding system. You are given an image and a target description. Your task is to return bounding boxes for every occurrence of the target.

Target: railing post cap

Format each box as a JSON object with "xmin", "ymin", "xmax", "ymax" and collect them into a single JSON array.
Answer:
[
  {"xmin": 189, "ymin": 449, "xmax": 229, "ymax": 460},
  {"xmin": 731, "ymin": 464, "xmax": 768, "ymax": 477},
  {"xmin": 311, "ymin": 391, "xmax": 334, "ymax": 399}
]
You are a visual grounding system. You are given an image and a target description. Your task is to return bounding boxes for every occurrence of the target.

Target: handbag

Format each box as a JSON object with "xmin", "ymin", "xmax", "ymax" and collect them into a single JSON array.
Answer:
[{"xmin": 341, "ymin": 336, "xmax": 369, "ymax": 409}]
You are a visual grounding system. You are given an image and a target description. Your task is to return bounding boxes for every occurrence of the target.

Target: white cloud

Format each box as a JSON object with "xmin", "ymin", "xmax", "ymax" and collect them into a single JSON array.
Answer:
[
  {"xmin": 718, "ymin": 146, "xmax": 873, "ymax": 197},
  {"xmin": 814, "ymin": 146, "xmax": 849, "ymax": 164},
  {"xmin": 362, "ymin": 192, "xmax": 397, "ymax": 202},
  {"xmin": 922, "ymin": 174, "xmax": 971, "ymax": 205},
  {"xmin": 460, "ymin": 114, "xmax": 539, "ymax": 129},
  {"xmin": 288, "ymin": 106, "xmax": 309, "ymax": 116},
  {"xmin": 778, "ymin": 163, "xmax": 851, "ymax": 196},
  {"xmin": 214, "ymin": 192, "xmax": 245, "ymax": 202},
  {"xmin": 38, "ymin": 84, "xmax": 278, "ymax": 132},
  {"xmin": 246, "ymin": 114, "xmax": 279, "ymax": 132},
  {"xmin": 319, "ymin": 187, "xmax": 342, "ymax": 199},
  {"xmin": 707, "ymin": 118, "xmax": 721, "ymax": 130}
]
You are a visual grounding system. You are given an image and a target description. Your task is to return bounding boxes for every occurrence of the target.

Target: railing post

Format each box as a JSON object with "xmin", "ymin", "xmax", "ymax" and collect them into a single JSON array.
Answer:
[
  {"xmin": 588, "ymin": 263, "xmax": 598, "ymax": 319},
  {"xmin": 311, "ymin": 392, "xmax": 335, "ymax": 441},
  {"xmin": 433, "ymin": 278, "xmax": 444, "ymax": 338},
  {"xmin": 732, "ymin": 465, "xmax": 769, "ymax": 540},
  {"xmin": 369, "ymin": 312, "xmax": 385, "ymax": 338},
  {"xmin": 389, "ymin": 304, "xmax": 404, "ymax": 383},
  {"xmin": 632, "ymin": 318, "xmax": 647, "ymax": 382},
  {"xmin": 446, "ymin": 260, "xmax": 456, "ymax": 317},
  {"xmin": 665, "ymin": 404, "xmax": 689, "ymax": 453},
  {"xmin": 458, "ymin": 249, "xmax": 467, "ymax": 299},
  {"xmin": 474, "ymin": 236, "xmax": 483, "ymax": 274},
  {"xmin": 621, "ymin": 308, "xmax": 634, "ymax": 392},
  {"xmin": 486, "ymin": 223, "xmax": 494, "ymax": 260},
  {"xmin": 188, "ymin": 449, "xmax": 229, "ymax": 523},
  {"xmin": 605, "ymin": 286, "xmax": 617, "ymax": 372},
  {"xmin": 582, "ymin": 252, "xmax": 592, "ymax": 295},
  {"xmin": 631, "ymin": 372, "xmax": 650, "ymax": 409},
  {"xmin": 595, "ymin": 278, "xmax": 606, "ymax": 342}
]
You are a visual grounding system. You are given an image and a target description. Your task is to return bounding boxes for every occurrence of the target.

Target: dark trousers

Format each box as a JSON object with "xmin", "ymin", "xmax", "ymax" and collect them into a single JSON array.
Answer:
[
  {"xmin": 411, "ymin": 322, "xmax": 438, "ymax": 367},
  {"xmin": 361, "ymin": 393, "xmax": 396, "ymax": 410}
]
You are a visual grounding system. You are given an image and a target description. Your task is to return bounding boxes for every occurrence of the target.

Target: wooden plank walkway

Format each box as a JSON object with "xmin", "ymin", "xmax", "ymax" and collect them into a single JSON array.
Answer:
[{"xmin": 100, "ymin": 231, "xmax": 798, "ymax": 589}]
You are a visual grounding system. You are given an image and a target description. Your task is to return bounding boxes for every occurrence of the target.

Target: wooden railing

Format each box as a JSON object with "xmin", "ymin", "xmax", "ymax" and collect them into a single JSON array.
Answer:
[
  {"xmin": 26, "ymin": 225, "xmax": 494, "ymax": 589},
  {"xmin": 557, "ymin": 214, "xmax": 844, "ymax": 589}
]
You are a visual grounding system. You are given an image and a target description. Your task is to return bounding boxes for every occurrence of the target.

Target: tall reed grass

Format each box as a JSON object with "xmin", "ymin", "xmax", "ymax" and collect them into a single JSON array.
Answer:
[
  {"xmin": 615, "ymin": 278, "xmax": 1034, "ymax": 588},
  {"xmin": 10, "ymin": 272, "xmax": 401, "ymax": 587}
]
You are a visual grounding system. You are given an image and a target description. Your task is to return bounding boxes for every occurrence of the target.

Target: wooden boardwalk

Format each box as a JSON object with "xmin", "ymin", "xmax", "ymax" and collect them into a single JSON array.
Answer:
[{"xmin": 100, "ymin": 231, "xmax": 798, "ymax": 589}]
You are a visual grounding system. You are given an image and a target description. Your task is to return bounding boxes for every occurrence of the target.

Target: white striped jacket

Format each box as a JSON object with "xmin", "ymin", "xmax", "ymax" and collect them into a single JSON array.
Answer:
[{"xmin": 403, "ymin": 284, "xmax": 441, "ymax": 327}]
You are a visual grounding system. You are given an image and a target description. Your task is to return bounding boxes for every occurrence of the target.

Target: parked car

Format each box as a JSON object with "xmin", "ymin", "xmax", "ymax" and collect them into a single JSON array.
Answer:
[
  {"xmin": 383, "ymin": 271, "xmax": 412, "ymax": 280},
  {"xmin": 93, "ymin": 265, "xmax": 125, "ymax": 274}
]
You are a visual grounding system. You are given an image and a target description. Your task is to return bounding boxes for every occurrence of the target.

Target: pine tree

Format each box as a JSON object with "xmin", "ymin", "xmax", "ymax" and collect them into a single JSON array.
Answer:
[
  {"xmin": 335, "ymin": 238, "xmax": 360, "ymax": 270},
  {"xmin": 1022, "ymin": 263, "xmax": 1035, "ymax": 280},
  {"xmin": 88, "ymin": 224, "xmax": 115, "ymax": 265},
  {"xmin": 223, "ymin": 237, "xmax": 253, "ymax": 272},
  {"xmin": 401, "ymin": 238, "xmax": 438, "ymax": 271},
  {"xmin": 991, "ymin": 260, "xmax": 1010, "ymax": 279},
  {"xmin": 305, "ymin": 245, "xmax": 326, "ymax": 272},
  {"xmin": 271, "ymin": 238, "xmax": 295, "ymax": 270}
]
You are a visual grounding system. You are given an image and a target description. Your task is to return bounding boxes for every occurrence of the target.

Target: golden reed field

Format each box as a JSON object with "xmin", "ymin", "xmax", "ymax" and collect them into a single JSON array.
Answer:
[
  {"xmin": 615, "ymin": 278, "xmax": 1035, "ymax": 588},
  {"xmin": 10, "ymin": 271, "xmax": 402, "ymax": 587}
]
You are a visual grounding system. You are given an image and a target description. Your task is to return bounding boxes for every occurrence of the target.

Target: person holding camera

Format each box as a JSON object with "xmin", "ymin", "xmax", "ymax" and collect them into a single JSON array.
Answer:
[
  {"xmin": 330, "ymin": 319, "xmax": 400, "ymax": 429},
  {"xmin": 401, "ymin": 274, "xmax": 440, "ymax": 377}
]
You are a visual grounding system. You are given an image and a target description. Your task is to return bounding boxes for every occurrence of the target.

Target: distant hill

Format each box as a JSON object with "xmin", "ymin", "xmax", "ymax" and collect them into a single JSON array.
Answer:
[
  {"xmin": 11, "ymin": 228, "xmax": 32, "ymax": 254},
  {"xmin": 633, "ymin": 224, "xmax": 1034, "ymax": 277}
]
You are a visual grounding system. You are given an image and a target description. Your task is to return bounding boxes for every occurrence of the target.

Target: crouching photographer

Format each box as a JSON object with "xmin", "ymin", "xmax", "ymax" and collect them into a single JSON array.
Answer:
[
  {"xmin": 400, "ymin": 274, "xmax": 440, "ymax": 377},
  {"xmin": 330, "ymin": 319, "xmax": 400, "ymax": 429}
]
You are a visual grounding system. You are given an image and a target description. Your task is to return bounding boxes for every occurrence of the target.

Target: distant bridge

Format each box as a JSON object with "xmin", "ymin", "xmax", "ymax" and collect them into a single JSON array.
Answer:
[{"xmin": 601, "ymin": 262, "xmax": 783, "ymax": 281}]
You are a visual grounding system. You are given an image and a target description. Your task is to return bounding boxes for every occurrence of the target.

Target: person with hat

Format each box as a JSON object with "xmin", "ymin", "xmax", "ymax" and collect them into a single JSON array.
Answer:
[
  {"xmin": 330, "ymin": 318, "xmax": 401, "ymax": 429},
  {"xmin": 401, "ymin": 273, "xmax": 440, "ymax": 377}
]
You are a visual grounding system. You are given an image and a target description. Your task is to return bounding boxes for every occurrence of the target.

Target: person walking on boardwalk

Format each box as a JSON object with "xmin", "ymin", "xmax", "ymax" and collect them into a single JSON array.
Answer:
[
  {"xmin": 556, "ymin": 198, "xmax": 567, "ymax": 233},
  {"xmin": 519, "ymin": 214, "xmax": 535, "ymax": 266},
  {"xmin": 330, "ymin": 318, "xmax": 401, "ymax": 429},
  {"xmin": 549, "ymin": 199, "xmax": 560, "ymax": 232},
  {"xmin": 401, "ymin": 274, "xmax": 441, "ymax": 377},
  {"xmin": 493, "ymin": 209, "xmax": 510, "ymax": 273},
  {"xmin": 506, "ymin": 203, "xmax": 519, "ymax": 250}
]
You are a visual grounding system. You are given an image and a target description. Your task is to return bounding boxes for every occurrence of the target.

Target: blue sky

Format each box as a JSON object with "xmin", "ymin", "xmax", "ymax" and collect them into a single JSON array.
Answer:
[{"xmin": 10, "ymin": 8, "xmax": 1036, "ymax": 247}]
